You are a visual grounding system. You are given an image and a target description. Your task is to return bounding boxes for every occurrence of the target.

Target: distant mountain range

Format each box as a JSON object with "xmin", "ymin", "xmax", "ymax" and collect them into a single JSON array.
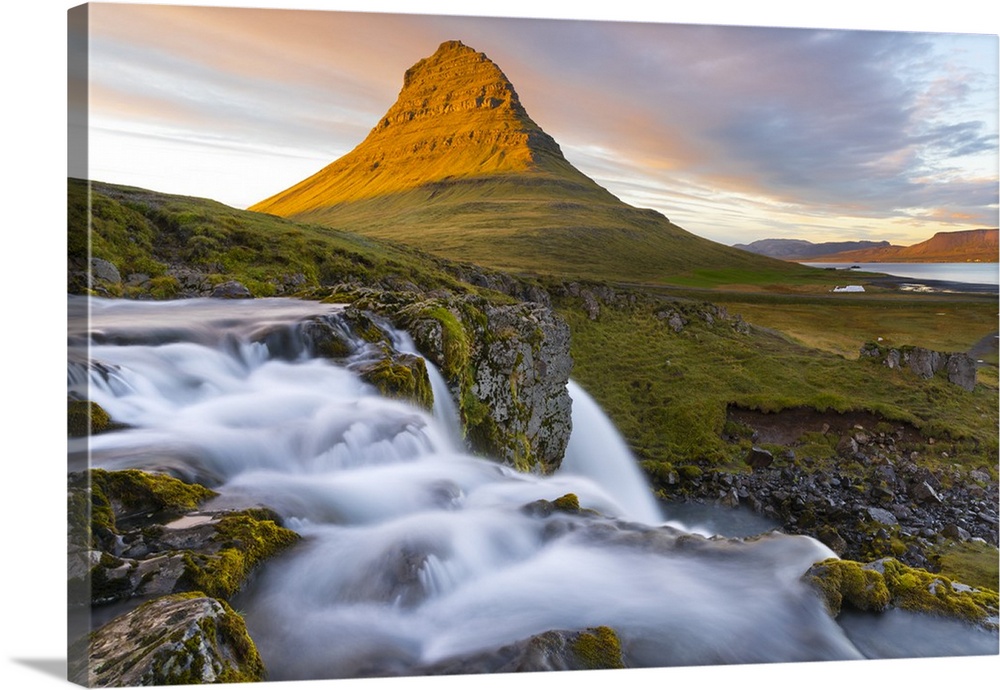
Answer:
[
  {"xmin": 732, "ymin": 239, "xmax": 890, "ymax": 260},
  {"xmin": 735, "ymin": 229, "xmax": 999, "ymax": 263}
]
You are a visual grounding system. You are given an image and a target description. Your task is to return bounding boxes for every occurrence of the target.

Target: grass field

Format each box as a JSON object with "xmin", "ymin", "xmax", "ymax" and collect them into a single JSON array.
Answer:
[
  {"xmin": 654, "ymin": 288, "xmax": 999, "ymax": 360},
  {"xmin": 556, "ymin": 290, "xmax": 998, "ymax": 474}
]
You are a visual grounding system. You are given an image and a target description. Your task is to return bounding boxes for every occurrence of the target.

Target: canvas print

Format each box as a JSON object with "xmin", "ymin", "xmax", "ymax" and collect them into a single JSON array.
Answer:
[{"xmin": 67, "ymin": 2, "xmax": 999, "ymax": 686}]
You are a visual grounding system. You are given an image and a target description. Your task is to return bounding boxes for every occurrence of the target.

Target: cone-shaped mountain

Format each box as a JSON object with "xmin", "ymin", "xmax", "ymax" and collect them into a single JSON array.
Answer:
[{"xmin": 252, "ymin": 40, "xmax": 794, "ymax": 282}]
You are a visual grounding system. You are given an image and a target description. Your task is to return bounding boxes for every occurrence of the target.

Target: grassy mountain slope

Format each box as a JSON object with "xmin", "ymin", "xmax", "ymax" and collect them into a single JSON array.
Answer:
[
  {"xmin": 250, "ymin": 40, "xmax": 818, "ymax": 286},
  {"xmin": 69, "ymin": 178, "xmax": 478, "ymax": 298},
  {"xmin": 278, "ymin": 174, "xmax": 813, "ymax": 283}
]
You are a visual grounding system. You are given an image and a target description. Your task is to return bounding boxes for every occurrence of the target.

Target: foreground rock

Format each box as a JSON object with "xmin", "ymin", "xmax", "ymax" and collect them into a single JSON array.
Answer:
[
  {"xmin": 72, "ymin": 593, "xmax": 265, "ymax": 686},
  {"xmin": 68, "ymin": 469, "xmax": 297, "ymax": 684},
  {"xmin": 68, "ymin": 469, "xmax": 299, "ymax": 605},
  {"xmin": 420, "ymin": 626, "xmax": 626, "ymax": 674}
]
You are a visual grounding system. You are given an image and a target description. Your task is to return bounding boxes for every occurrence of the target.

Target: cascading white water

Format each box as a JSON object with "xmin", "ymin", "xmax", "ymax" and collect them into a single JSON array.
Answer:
[
  {"xmin": 69, "ymin": 296, "xmax": 874, "ymax": 679},
  {"xmin": 561, "ymin": 380, "xmax": 664, "ymax": 524}
]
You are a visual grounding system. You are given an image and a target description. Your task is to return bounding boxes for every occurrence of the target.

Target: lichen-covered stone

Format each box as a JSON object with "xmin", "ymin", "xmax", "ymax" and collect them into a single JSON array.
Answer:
[
  {"xmin": 357, "ymin": 353, "xmax": 434, "ymax": 411},
  {"xmin": 68, "ymin": 469, "xmax": 297, "ymax": 606},
  {"xmin": 804, "ymin": 558, "xmax": 891, "ymax": 616},
  {"xmin": 859, "ymin": 342, "xmax": 978, "ymax": 390},
  {"xmin": 73, "ymin": 593, "xmax": 265, "ymax": 686},
  {"xmin": 382, "ymin": 292, "xmax": 574, "ymax": 473},
  {"xmin": 180, "ymin": 509, "xmax": 300, "ymax": 600},
  {"xmin": 805, "ymin": 557, "xmax": 998, "ymax": 628}
]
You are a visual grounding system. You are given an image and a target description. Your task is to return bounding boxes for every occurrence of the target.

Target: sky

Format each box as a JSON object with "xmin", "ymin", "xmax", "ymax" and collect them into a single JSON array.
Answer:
[{"xmin": 70, "ymin": 1, "xmax": 999, "ymax": 247}]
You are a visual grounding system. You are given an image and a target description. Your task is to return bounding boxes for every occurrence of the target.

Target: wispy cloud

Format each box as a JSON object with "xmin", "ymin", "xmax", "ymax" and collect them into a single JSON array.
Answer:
[{"xmin": 79, "ymin": 3, "xmax": 998, "ymax": 245}]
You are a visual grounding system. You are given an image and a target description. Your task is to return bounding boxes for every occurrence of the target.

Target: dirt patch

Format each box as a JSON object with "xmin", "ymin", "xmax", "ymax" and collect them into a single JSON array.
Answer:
[
  {"xmin": 969, "ymin": 331, "xmax": 998, "ymax": 359},
  {"xmin": 726, "ymin": 405, "xmax": 924, "ymax": 446}
]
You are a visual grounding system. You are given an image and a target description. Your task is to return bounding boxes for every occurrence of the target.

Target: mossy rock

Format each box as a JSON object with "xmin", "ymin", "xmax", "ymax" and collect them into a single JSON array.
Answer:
[
  {"xmin": 805, "ymin": 557, "xmax": 999, "ymax": 628},
  {"xmin": 93, "ymin": 468, "xmax": 218, "ymax": 524},
  {"xmin": 77, "ymin": 592, "xmax": 265, "ymax": 686},
  {"xmin": 343, "ymin": 308, "xmax": 390, "ymax": 344},
  {"xmin": 804, "ymin": 558, "xmax": 891, "ymax": 616},
  {"xmin": 180, "ymin": 511, "xmax": 300, "ymax": 600},
  {"xmin": 67, "ymin": 400, "xmax": 114, "ymax": 437},
  {"xmin": 357, "ymin": 353, "xmax": 434, "ymax": 411},
  {"xmin": 522, "ymin": 493, "xmax": 601, "ymax": 518},
  {"xmin": 69, "ymin": 469, "xmax": 217, "ymax": 550},
  {"xmin": 552, "ymin": 493, "xmax": 581, "ymax": 512}
]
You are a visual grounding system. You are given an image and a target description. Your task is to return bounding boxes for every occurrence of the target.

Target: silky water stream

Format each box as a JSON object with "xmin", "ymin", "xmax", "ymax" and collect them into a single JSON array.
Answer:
[{"xmin": 67, "ymin": 297, "xmax": 996, "ymax": 679}]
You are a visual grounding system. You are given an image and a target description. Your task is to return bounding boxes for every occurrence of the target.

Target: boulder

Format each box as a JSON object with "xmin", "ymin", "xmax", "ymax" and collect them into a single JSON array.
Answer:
[
  {"xmin": 91, "ymin": 258, "xmax": 122, "ymax": 284},
  {"xmin": 72, "ymin": 593, "xmax": 265, "ymax": 686},
  {"xmin": 745, "ymin": 446, "xmax": 774, "ymax": 470},
  {"xmin": 356, "ymin": 352, "xmax": 434, "ymax": 411},
  {"xmin": 211, "ymin": 280, "xmax": 252, "ymax": 299},
  {"xmin": 945, "ymin": 353, "xmax": 977, "ymax": 391}
]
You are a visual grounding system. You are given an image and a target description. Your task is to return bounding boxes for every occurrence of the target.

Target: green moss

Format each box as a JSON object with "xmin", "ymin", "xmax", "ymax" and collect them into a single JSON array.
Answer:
[
  {"xmin": 807, "ymin": 557, "xmax": 999, "ymax": 627},
  {"xmin": 571, "ymin": 626, "xmax": 626, "ymax": 670},
  {"xmin": 677, "ymin": 465, "xmax": 703, "ymax": 481},
  {"xmin": 343, "ymin": 309, "xmax": 389, "ymax": 344},
  {"xmin": 879, "ymin": 557, "xmax": 999, "ymax": 626},
  {"xmin": 93, "ymin": 468, "xmax": 217, "ymax": 518},
  {"xmin": 181, "ymin": 511, "xmax": 299, "ymax": 600},
  {"xmin": 425, "ymin": 305, "xmax": 472, "ymax": 381},
  {"xmin": 814, "ymin": 559, "xmax": 890, "ymax": 615},
  {"xmin": 358, "ymin": 355, "xmax": 434, "ymax": 410},
  {"xmin": 67, "ymin": 400, "xmax": 113, "ymax": 437},
  {"xmin": 70, "ymin": 469, "xmax": 216, "ymax": 552},
  {"xmin": 212, "ymin": 599, "xmax": 266, "ymax": 682},
  {"xmin": 147, "ymin": 275, "xmax": 181, "ymax": 299},
  {"xmin": 931, "ymin": 541, "xmax": 1000, "ymax": 592},
  {"xmin": 552, "ymin": 493, "xmax": 581, "ymax": 512}
]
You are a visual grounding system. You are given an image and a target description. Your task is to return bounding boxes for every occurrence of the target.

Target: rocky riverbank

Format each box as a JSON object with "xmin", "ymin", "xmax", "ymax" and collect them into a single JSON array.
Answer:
[{"xmin": 654, "ymin": 407, "xmax": 998, "ymax": 578}]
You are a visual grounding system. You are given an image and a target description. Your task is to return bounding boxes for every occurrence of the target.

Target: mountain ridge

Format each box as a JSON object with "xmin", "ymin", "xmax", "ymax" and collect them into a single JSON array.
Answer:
[
  {"xmin": 733, "ymin": 238, "xmax": 891, "ymax": 260},
  {"xmin": 809, "ymin": 228, "xmax": 999, "ymax": 263}
]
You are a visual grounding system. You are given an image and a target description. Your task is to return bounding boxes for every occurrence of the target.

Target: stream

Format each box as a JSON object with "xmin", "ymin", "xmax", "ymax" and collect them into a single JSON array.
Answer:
[{"xmin": 67, "ymin": 296, "xmax": 997, "ymax": 678}]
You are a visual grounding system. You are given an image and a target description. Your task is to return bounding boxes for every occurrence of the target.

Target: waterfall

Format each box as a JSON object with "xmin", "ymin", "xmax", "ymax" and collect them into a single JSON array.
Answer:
[
  {"xmin": 69, "ymin": 296, "xmax": 874, "ymax": 679},
  {"xmin": 560, "ymin": 380, "xmax": 664, "ymax": 524}
]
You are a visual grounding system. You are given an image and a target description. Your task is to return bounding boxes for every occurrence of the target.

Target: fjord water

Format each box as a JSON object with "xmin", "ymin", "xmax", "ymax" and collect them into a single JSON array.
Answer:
[
  {"xmin": 67, "ymin": 297, "xmax": 991, "ymax": 677},
  {"xmin": 802, "ymin": 262, "xmax": 999, "ymax": 286}
]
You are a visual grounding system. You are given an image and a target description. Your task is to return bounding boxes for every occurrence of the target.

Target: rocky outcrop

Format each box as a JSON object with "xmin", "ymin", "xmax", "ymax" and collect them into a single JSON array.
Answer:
[
  {"xmin": 805, "ymin": 557, "xmax": 998, "ymax": 628},
  {"xmin": 72, "ymin": 593, "xmax": 265, "ymax": 686},
  {"xmin": 860, "ymin": 342, "xmax": 978, "ymax": 390},
  {"xmin": 68, "ymin": 469, "xmax": 299, "ymax": 606},
  {"xmin": 400, "ymin": 294, "xmax": 573, "ymax": 472},
  {"xmin": 292, "ymin": 287, "xmax": 574, "ymax": 472}
]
